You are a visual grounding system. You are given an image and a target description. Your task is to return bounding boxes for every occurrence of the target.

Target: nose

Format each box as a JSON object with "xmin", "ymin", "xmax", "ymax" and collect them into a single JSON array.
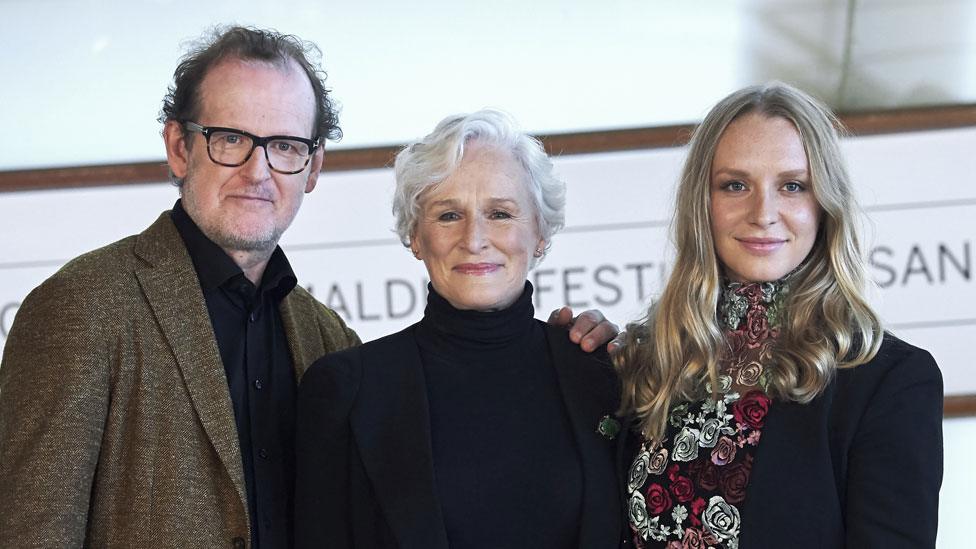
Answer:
[
  {"xmin": 749, "ymin": 187, "xmax": 779, "ymax": 227},
  {"xmin": 240, "ymin": 144, "xmax": 272, "ymax": 181},
  {"xmin": 461, "ymin": 217, "xmax": 489, "ymax": 253}
]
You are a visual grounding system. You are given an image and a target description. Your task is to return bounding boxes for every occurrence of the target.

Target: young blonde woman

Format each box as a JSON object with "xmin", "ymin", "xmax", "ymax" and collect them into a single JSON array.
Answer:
[{"xmin": 615, "ymin": 83, "xmax": 943, "ymax": 548}]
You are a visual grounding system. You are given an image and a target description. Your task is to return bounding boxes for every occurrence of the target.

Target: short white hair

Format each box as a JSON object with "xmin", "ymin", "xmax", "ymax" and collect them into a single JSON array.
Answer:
[{"xmin": 392, "ymin": 109, "xmax": 566, "ymax": 261}]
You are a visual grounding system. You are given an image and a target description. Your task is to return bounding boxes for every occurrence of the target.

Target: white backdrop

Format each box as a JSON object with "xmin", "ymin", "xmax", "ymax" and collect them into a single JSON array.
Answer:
[
  {"xmin": 1, "ymin": 126, "xmax": 973, "ymax": 394},
  {"xmin": 0, "ymin": 125, "xmax": 973, "ymax": 547}
]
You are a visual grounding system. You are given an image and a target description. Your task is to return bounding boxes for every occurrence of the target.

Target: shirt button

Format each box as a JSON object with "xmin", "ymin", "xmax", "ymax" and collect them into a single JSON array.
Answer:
[
  {"xmin": 231, "ymin": 537, "xmax": 246, "ymax": 549},
  {"xmin": 259, "ymin": 448, "xmax": 268, "ymax": 459},
  {"xmin": 254, "ymin": 379, "xmax": 263, "ymax": 390}
]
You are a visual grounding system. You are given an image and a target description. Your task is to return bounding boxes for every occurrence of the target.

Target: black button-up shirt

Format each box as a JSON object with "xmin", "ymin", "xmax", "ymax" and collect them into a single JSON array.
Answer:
[{"xmin": 172, "ymin": 200, "xmax": 298, "ymax": 549}]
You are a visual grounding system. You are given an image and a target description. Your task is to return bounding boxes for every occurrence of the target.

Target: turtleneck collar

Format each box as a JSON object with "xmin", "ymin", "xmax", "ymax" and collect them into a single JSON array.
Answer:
[
  {"xmin": 717, "ymin": 277, "xmax": 790, "ymax": 332},
  {"xmin": 711, "ymin": 277, "xmax": 791, "ymax": 394},
  {"xmin": 417, "ymin": 281, "xmax": 537, "ymax": 355}
]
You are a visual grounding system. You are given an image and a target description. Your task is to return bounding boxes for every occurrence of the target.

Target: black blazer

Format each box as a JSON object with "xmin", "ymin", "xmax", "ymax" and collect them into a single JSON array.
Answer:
[
  {"xmin": 296, "ymin": 322, "xmax": 622, "ymax": 549},
  {"xmin": 617, "ymin": 334, "xmax": 943, "ymax": 548}
]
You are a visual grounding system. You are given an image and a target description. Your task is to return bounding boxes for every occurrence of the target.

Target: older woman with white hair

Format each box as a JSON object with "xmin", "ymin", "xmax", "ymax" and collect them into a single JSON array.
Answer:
[{"xmin": 295, "ymin": 109, "xmax": 622, "ymax": 549}]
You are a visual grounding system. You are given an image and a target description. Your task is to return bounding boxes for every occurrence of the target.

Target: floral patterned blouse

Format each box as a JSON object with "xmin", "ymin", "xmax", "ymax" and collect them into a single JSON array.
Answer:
[{"xmin": 627, "ymin": 279, "xmax": 788, "ymax": 548}]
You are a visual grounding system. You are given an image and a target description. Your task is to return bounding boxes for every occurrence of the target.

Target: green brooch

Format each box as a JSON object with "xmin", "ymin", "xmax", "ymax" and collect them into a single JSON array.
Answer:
[{"xmin": 596, "ymin": 414, "xmax": 621, "ymax": 440}]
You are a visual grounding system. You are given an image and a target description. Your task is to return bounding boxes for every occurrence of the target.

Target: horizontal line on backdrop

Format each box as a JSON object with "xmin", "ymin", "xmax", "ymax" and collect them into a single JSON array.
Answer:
[
  {"xmin": 562, "ymin": 220, "xmax": 670, "ymax": 233},
  {"xmin": 0, "ymin": 259, "xmax": 68, "ymax": 270},
  {"xmin": 285, "ymin": 238, "xmax": 401, "ymax": 251},
  {"xmin": 944, "ymin": 395, "xmax": 976, "ymax": 418},
  {"xmin": 866, "ymin": 198, "xmax": 976, "ymax": 212},
  {"xmin": 889, "ymin": 318, "xmax": 976, "ymax": 330}
]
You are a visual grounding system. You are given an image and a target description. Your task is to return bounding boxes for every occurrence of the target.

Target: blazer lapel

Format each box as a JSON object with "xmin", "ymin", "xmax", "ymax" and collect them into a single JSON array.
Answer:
[
  {"xmin": 544, "ymin": 324, "xmax": 622, "ymax": 548},
  {"xmin": 132, "ymin": 214, "xmax": 248, "ymax": 511},
  {"xmin": 351, "ymin": 329, "xmax": 449, "ymax": 549}
]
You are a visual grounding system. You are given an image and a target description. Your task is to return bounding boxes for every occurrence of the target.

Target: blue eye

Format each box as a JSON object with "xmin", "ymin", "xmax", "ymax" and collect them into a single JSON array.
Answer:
[
  {"xmin": 489, "ymin": 210, "xmax": 513, "ymax": 220},
  {"xmin": 783, "ymin": 181, "xmax": 805, "ymax": 192},
  {"xmin": 214, "ymin": 132, "xmax": 246, "ymax": 147},
  {"xmin": 723, "ymin": 181, "xmax": 746, "ymax": 192},
  {"xmin": 438, "ymin": 212, "xmax": 460, "ymax": 221}
]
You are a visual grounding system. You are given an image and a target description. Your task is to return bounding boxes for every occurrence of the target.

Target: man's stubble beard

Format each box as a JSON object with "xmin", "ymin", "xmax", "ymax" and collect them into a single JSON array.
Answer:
[{"xmin": 180, "ymin": 174, "xmax": 284, "ymax": 256}]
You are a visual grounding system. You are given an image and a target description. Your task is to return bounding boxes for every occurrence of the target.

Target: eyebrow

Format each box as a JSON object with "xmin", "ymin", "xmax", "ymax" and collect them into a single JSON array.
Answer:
[
  {"xmin": 712, "ymin": 167, "xmax": 809, "ymax": 179},
  {"xmin": 426, "ymin": 197, "xmax": 521, "ymax": 209}
]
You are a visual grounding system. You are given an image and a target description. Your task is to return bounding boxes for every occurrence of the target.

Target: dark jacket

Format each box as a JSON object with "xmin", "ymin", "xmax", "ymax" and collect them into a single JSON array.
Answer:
[
  {"xmin": 296, "ymin": 321, "xmax": 622, "ymax": 549},
  {"xmin": 617, "ymin": 334, "xmax": 943, "ymax": 548}
]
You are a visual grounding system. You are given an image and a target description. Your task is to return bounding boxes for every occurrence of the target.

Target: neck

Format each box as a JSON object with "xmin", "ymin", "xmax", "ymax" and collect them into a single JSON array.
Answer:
[
  {"xmin": 224, "ymin": 247, "xmax": 274, "ymax": 285},
  {"xmin": 420, "ymin": 282, "xmax": 536, "ymax": 351}
]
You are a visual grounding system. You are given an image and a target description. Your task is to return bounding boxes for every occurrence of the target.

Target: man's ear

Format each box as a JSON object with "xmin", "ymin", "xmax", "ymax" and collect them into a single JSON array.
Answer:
[
  {"xmin": 163, "ymin": 120, "xmax": 190, "ymax": 179},
  {"xmin": 305, "ymin": 146, "xmax": 325, "ymax": 193}
]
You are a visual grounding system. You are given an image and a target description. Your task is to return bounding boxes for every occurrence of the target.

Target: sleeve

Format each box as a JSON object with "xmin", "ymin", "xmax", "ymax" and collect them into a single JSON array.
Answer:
[
  {"xmin": 844, "ymin": 345, "xmax": 944, "ymax": 548},
  {"xmin": 0, "ymin": 276, "xmax": 111, "ymax": 547},
  {"xmin": 294, "ymin": 350, "xmax": 362, "ymax": 549},
  {"xmin": 312, "ymin": 297, "xmax": 363, "ymax": 351},
  {"xmin": 329, "ymin": 305, "xmax": 363, "ymax": 349}
]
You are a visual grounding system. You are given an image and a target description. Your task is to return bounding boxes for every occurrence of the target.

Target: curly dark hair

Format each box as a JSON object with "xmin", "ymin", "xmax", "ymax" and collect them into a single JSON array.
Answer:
[{"xmin": 159, "ymin": 25, "xmax": 341, "ymax": 142}]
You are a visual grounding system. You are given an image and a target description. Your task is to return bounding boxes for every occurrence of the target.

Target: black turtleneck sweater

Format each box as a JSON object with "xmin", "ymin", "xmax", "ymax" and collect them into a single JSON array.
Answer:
[{"xmin": 414, "ymin": 282, "xmax": 582, "ymax": 549}]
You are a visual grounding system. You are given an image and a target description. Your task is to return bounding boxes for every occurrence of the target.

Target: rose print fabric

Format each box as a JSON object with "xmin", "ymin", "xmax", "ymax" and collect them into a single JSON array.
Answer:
[{"xmin": 627, "ymin": 280, "xmax": 786, "ymax": 548}]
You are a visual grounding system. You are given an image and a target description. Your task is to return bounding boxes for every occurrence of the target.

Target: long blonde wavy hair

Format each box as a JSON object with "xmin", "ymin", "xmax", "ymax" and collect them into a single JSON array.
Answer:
[{"xmin": 616, "ymin": 82, "xmax": 883, "ymax": 441}]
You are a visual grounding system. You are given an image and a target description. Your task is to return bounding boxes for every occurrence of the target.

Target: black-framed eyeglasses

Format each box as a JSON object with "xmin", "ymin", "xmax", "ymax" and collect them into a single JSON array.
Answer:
[{"xmin": 183, "ymin": 121, "xmax": 320, "ymax": 175}]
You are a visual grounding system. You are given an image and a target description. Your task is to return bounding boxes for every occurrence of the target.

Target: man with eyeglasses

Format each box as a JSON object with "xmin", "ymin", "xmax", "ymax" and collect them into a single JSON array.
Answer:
[{"xmin": 0, "ymin": 25, "xmax": 617, "ymax": 549}]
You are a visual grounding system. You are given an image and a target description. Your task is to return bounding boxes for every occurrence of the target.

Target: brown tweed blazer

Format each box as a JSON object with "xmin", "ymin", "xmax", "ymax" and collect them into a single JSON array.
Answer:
[{"xmin": 0, "ymin": 212, "xmax": 361, "ymax": 548}]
